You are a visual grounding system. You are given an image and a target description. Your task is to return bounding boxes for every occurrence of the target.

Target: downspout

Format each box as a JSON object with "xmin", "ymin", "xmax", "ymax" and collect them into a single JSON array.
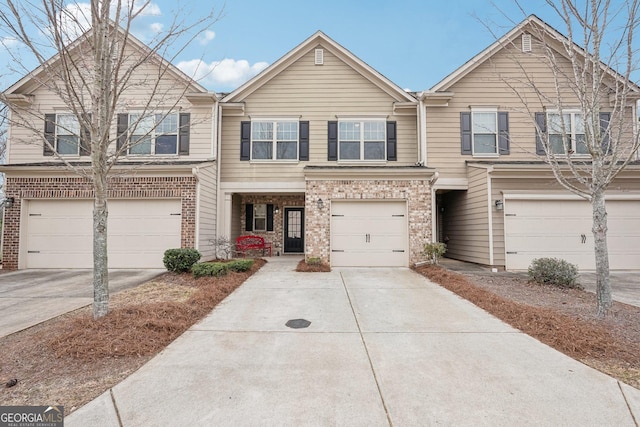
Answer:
[
  {"xmin": 418, "ymin": 92, "xmax": 427, "ymax": 166},
  {"xmin": 486, "ymin": 166, "xmax": 495, "ymax": 266},
  {"xmin": 215, "ymin": 100, "xmax": 224, "ymax": 238},
  {"xmin": 192, "ymin": 166, "xmax": 201, "ymax": 252},
  {"xmin": 429, "ymin": 171, "xmax": 439, "ymax": 243}
]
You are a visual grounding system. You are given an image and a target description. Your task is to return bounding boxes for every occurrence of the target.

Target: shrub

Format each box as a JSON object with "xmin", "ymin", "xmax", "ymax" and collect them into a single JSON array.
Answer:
[
  {"xmin": 527, "ymin": 257, "xmax": 581, "ymax": 288},
  {"xmin": 423, "ymin": 242, "xmax": 447, "ymax": 264},
  {"xmin": 163, "ymin": 248, "xmax": 201, "ymax": 273},
  {"xmin": 306, "ymin": 257, "xmax": 322, "ymax": 265},
  {"xmin": 227, "ymin": 259, "xmax": 254, "ymax": 272},
  {"xmin": 191, "ymin": 262, "xmax": 229, "ymax": 278}
]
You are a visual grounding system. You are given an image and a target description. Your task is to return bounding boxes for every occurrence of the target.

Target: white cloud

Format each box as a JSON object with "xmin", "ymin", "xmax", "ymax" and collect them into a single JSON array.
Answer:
[
  {"xmin": 198, "ymin": 30, "xmax": 216, "ymax": 46},
  {"xmin": 56, "ymin": 2, "xmax": 92, "ymax": 42},
  {"xmin": 0, "ymin": 37, "xmax": 19, "ymax": 49},
  {"xmin": 177, "ymin": 58, "xmax": 269, "ymax": 91},
  {"xmin": 134, "ymin": 2, "xmax": 161, "ymax": 16}
]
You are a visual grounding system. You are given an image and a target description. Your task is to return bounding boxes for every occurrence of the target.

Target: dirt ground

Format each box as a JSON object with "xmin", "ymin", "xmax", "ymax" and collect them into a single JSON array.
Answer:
[{"xmin": 1, "ymin": 258, "xmax": 638, "ymax": 416}]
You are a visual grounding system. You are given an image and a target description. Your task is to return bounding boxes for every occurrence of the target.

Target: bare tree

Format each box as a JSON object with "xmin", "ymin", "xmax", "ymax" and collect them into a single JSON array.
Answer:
[
  {"xmin": 0, "ymin": 0, "xmax": 218, "ymax": 318},
  {"xmin": 497, "ymin": 1, "xmax": 640, "ymax": 316}
]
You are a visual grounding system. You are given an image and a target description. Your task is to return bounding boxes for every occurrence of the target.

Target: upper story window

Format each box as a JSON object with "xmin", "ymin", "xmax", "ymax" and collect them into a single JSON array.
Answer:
[
  {"xmin": 471, "ymin": 110, "xmax": 498, "ymax": 155},
  {"xmin": 547, "ymin": 111, "xmax": 587, "ymax": 155},
  {"xmin": 55, "ymin": 114, "xmax": 81, "ymax": 155},
  {"xmin": 43, "ymin": 113, "xmax": 90, "ymax": 157},
  {"xmin": 338, "ymin": 120, "xmax": 386, "ymax": 161},
  {"xmin": 129, "ymin": 113, "xmax": 178, "ymax": 155},
  {"xmin": 240, "ymin": 120, "xmax": 309, "ymax": 162},
  {"xmin": 117, "ymin": 112, "xmax": 190, "ymax": 156},
  {"xmin": 251, "ymin": 120, "xmax": 298, "ymax": 160},
  {"xmin": 460, "ymin": 110, "xmax": 509, "ymax": 156}
]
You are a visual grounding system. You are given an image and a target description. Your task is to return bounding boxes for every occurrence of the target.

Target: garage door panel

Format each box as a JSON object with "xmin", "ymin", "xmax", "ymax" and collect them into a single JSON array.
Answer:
[
  {"xmin": 505, "ymin": 199, "xmax": 640, "ymax": 271},
  {"xmin": 331, "ymin": 201, "xmax": 408, "ymax": 267},
  {"xmin": 25, "ymin": 199, "xmax": 181, "ymax": 269}
]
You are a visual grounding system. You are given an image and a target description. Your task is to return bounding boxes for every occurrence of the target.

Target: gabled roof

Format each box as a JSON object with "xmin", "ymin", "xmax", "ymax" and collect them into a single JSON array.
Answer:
[
  {"xmin": 430, "ymin": 14, "xmax": 640, "ymax": 94},
  {"xmin": 222, "ymin": 31, "xmax": 416, "ymax": 103},
  {"xmin": 3, "ymin": 23, "xmax": 213, "ymax": 98}
]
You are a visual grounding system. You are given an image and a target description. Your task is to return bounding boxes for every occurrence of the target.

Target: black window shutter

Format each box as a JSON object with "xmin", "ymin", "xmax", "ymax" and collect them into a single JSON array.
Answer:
[
  {"xmin": 240, "ymin": 121, "xmax": 251, "ymax": 161},
  {"xmin": 44, "ymin": 114, "xmax": 56, "ymax": 156},
  {"xmin": 498, "ymin": 112, "xmax": 509, "ymax": 155},
  {"xmin": 460, "ymin": 112, "xmax": 472, "ymax": 155},
  {"xmin": 179, "ymin": 113, "xmax": 190, "ymax": 155},
  {"xmin": 386, "ymin": 121, "xmax": 397, "ymax": 161},
  {"xmin": 535, "ymin": 112, "xmax": 546, "ymax": 155},
  {"xmin": 245, "ymin": 203, "xmax": 253, "ymax": 232},
  {"xmin": 328, "ymin": 121, "xmax": 338, "ymax": 161},
  {"xmin": 117, "ymin": 113, "xmax": 128, "ymax": 152},
  {"xmin": 80, "ymin": 113, "xmax": 91, "ymax": 156},
  {"xmin": 267, "ymin": 204, "xmax": 274, "ymax": 231},
  {"xmin": 299, "ymin": 121, "xmax": 309, "ymax": 161},
  {"xmin": 600, "ymin": 112, "xmax": 611, "ymax": 154}
]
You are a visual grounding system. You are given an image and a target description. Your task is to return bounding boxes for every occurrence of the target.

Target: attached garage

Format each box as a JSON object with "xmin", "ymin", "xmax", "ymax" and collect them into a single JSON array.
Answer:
[
  {"xmin": 330, "ymin": 200, "xmax": 408, "ymax": 267},
  {"xmin": 504, "ymin": 197, "xmax": 640, "ymax": 270},
  {"xmin": 23, "ymin": 199, "xmax": 182, "ymax": 268}
]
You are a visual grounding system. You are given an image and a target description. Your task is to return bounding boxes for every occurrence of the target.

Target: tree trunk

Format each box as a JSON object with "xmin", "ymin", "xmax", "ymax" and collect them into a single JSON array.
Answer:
[
  {"xmin": 92, "ymin": 176, "xmax": 109, "ymax": 319},
  {"xmin": 592, "ymin": 190, "xmax": 612, "ymax": 317}
]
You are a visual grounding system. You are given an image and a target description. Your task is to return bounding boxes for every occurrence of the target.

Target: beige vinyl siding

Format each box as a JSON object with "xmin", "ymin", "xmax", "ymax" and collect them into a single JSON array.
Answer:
[
  {"xmin": 7, "ymin": 45, "xmax": 213, "ymax": 164},
  {"xmin": 426, "ymin": 34, "xmax": 635, "ymax": 180},
  {"xmin": 443, "ymin": 166, "xmax": 490, "ymax": 264},
  {"xmin": 195, "ymin": 163, "xmax": 217, "ymax": 259},
  {"xmin": 490, "ymin": 176, "xmax": 640, "ymax": 267},
  {"xmin": 220, "ymin": 47, "xmax": 418, "ymax": 183}
]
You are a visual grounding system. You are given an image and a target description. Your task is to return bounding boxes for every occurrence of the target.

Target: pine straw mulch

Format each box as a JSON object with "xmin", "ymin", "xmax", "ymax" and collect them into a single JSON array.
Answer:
[
  {"xmin": 295, "ymin": 259, "xmax": 331, "ymax": 272},
  {"xmin": 414, "ymin": 264, "xmax": 640, "ymax": 389},
  {"xmin": 0, "ymin": 258, "xmax": 266, "ymax": 414}
]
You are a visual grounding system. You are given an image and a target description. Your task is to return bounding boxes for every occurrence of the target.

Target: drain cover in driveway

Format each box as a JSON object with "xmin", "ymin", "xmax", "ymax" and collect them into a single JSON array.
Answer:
[{"xmin": 285, "ymin": 319, "xmax": 311, "ymax": 329}]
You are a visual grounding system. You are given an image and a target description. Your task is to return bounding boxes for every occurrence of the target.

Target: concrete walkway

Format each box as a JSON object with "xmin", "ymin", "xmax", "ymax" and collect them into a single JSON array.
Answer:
[
  {"xmin": 0, "ymin": 269, "xmax": 165, "ymax": 338},
  {"xmin": 67, "ymin": 257, "xmax": 640, "ymax": 426}
]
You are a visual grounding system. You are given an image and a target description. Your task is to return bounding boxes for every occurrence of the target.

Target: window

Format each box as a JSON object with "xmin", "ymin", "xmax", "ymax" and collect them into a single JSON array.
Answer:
[
  {"xmin": 128, "ymin": 113, "xmax": 179, "ymax": 155},
  {"xmin": 472, "ymin": 110, "xmax": 498, "ymax": 155},
  {"xmin": 460, "ymin": 110, "xmax": 509, "ymax": 156},
  {"xmin": 251, "ymin": 120, "xmax": 298, "ymax": 160},
  {"xmin": 55, "ymin": 114, "xmax": 80, "ymax": 155},
  {"xmin": 338, "ymin": 120, "xmax": 385, "ymax": 160},
  {"xmin": 547, "ymin": 111, "xmax": 587, "ymax": 155},
  {"xmin": 253, "ymin": 204, "xmax": 267, "ymax": 231}
]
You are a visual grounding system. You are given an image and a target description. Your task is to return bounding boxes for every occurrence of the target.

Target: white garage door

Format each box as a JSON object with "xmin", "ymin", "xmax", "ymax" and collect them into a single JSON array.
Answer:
[
  {"xmin": 24, "ymin": 199, "xmax": 182, "ymax": 268},
  {"xmin": 331, "ymin": 201, "xmax": 408, "ymax": 267},
  {"xmin": 504, "ymin": 199, "xmax": 640, "ymax": 270}
]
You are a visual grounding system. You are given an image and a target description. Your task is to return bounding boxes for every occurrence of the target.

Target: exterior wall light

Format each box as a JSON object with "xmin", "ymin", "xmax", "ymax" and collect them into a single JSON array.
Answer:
[
  {"xmin": 317, "ymin": 198, "xmax": 324, "ymax": 210},
  {"xmin": 495, "ymin": 199, "xmax": 504, "ymax": 211},
  {"xmin": 4, "ymin": 197, "xmax": 15, "ymax": 209}
]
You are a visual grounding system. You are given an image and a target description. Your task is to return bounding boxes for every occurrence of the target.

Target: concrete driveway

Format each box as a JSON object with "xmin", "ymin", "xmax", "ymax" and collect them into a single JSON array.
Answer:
[
  {"xmin": 67, "ymin": 257, "xmax": 640, "ymax": 426},
  {"xmin": 0, "ymin": 269, "xmax": 165, "ymax": 337}
]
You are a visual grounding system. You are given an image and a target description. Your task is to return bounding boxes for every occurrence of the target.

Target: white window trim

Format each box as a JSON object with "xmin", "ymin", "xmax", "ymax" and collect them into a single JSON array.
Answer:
[
  {"xmin": 337, "ymin": 118, "xmax": 387, "ymax": 162},
  {"xmin": 55, "ymin": 113, "xmax": 81, "ymax": 157},
  {"xmin": 250, "ymin": 118, "xmax": 300, "ymax": 162},
  {"xmin": 471, "ymin": 108, "xmax": 499, "ymax": 158},
  {"xmin": 127, "ymin": 112, "xmax": 180, "ymax": 157},
  {"xmin": 546, "ymin": 109, "xmax": 589, "ymax": 157}
]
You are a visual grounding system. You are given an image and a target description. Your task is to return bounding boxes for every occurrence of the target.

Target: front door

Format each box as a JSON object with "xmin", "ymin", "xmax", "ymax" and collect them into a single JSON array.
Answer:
[{"xmin": 284, "ymin": 207, "xmax": 304, "ymax": 253}]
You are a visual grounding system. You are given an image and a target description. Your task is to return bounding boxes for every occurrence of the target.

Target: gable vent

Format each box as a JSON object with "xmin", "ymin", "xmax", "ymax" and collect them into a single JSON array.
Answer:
[
  {"xmin": 522, "ymin": 33, "xmax": 532, "ymax": 53},
  {"xmin": 315, "ymin": 48, "xmax": 324, "ymax": 65}
]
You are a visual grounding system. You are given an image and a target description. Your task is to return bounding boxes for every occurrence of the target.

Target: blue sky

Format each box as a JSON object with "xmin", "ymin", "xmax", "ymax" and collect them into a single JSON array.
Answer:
[{"xmin": 0, "ymin": 0, "xmax": 636, "ymax": 93}]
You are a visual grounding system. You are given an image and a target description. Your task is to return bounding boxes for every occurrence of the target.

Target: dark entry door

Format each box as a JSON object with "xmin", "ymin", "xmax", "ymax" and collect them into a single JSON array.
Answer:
[{"xmin": 284, "ymin": 208, "xmax": 304, "ymax": 253}]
